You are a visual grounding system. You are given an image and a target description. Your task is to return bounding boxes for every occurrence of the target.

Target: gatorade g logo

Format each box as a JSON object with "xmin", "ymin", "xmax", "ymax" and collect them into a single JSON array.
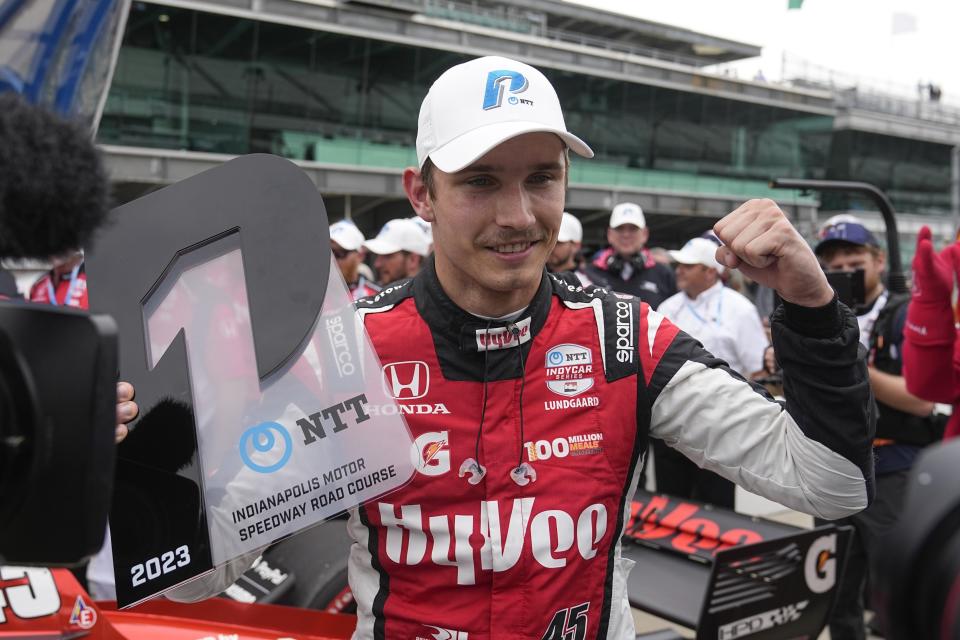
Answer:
[
  {"xmin": 482, "ymin": 70, "xmax": 528, "ymax": 110},
  {"xmin": 803, "ymin": 533, "xmax": 837, "ymax": 594},
  {"xmin": 411, "ymin": 431, "xmax": 451, "ymax": 476}
]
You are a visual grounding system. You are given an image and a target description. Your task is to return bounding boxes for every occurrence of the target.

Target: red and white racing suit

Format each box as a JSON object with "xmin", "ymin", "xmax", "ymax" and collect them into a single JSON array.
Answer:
[{"xmin": 346, "ymin": 260, "xmax": 874, "ymax": 640}]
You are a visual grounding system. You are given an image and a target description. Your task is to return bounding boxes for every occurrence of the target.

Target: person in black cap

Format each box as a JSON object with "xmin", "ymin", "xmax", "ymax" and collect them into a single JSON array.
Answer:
[{"xmin": 810, "ymin": 214, "xmax": 945, "ymax": 639}]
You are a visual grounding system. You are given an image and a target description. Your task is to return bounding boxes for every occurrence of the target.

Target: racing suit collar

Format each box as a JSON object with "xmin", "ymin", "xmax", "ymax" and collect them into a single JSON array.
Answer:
[{"xmin": 412, "ymin": 255, "xmax": 553, "ymax": 355}]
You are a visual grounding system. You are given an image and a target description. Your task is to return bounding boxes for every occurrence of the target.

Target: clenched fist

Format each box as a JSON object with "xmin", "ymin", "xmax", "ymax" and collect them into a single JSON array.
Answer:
[{"xmin": 714, "ymin": 199, "xmax": 834, "ymax": 308}]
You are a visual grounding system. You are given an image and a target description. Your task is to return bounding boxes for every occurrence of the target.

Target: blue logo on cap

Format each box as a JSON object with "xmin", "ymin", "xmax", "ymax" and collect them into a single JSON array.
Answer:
[
  {"xmin": 483, "ymin": 70, "xmax": 528, "ymax": 110},
  {"xmin": 815, "ymin": 219, "xmax": 879, "ymax": 252},
  {"xmin": 239, "ymin": 421, "xmax": 293, "ymax": 473}
]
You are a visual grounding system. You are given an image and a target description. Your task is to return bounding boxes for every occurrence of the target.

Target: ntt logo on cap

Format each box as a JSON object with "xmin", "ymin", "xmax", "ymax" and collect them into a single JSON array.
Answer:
[{"xmin": 483, "ymin": 70, "xmax": 529, "ymax": 110}]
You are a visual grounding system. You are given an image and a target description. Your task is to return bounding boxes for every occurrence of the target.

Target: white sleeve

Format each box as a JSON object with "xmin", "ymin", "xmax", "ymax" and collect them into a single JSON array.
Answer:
[
  {"xmin": 640, "ymin": 304, "xmax": 871, "ymax": 520},
  {"xmin": 649, "ymin": 357, "xmax": 867, "ymax": 519}
]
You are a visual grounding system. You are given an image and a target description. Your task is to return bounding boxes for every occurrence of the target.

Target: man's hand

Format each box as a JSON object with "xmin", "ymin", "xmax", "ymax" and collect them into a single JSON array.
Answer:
[
  {"xmin": 714, "ymin": 199, "xmax": 833, "ymax": 308},
  {"xmin": 116, "ymin": 381, "xmax": 137, "ymax": 443}
]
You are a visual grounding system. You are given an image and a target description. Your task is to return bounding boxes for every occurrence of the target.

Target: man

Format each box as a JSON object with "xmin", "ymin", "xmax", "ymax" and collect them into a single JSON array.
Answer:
[
  {"xmin": 330, "ymin": 220, "xmax": 380, "ymax": 300},
  {"xmin": 28, "ymin": 248, "xmax": 87, "ymax": 308},
  {"xmin": 583, "ymin": 202, "xmax": 676, "ymax": 307},
  {"xmin": 363, "ymin": 217, "xmax": 430, "ymax": 286},
  {"xmin": 654, "ymin": 236, "xmax": 768, "ymax": 508},
  {"xmin": 157, "ymin": 56, "xmax": 873, "ymax": 639},
  {"xmin": 811, "ymin": 215, "xmax": 942, "ymax": 640},
  {"xmin": 547, "ymin": 211, "xmax": 592, "ymax": 286}
]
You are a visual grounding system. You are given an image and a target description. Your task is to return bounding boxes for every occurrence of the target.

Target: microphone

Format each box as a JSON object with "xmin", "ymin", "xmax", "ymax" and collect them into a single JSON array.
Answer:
[{"xmin": 0, "ymin": 93, "xmax": 110, "ymax": 259}]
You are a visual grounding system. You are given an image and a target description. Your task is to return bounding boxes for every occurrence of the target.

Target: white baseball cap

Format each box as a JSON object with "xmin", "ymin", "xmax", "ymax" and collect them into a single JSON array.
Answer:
[
  {"xmin": 329, "ymin": 220, "xmax": 365, "ymax": 251},
  {"xmin": 407, "ymin": 215, "xmax": 433, "ymax": 244},
  {"xmin": 609, "ymin": 202, "xmax": 646, "ymax": 229},
  {"xmin": 668, "ymin": 237, "xmax": 725, "ymax": 274},
  {"xmin": 364, "ymin": 218, "xmax": 430, "ymax": 257},
  {"xmin": 416, "ymin": 56, "xmax": 594, "ymax": 172},
  {"xmin": 557, "ymin": 212, "xmax": 583, "ymax": 243}
]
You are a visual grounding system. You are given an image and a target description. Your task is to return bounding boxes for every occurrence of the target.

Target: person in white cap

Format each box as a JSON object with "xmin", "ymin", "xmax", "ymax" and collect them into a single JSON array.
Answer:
[
  {"xmin": 329, "ymin": 219, "xmax": 380, "ymax": 300},
  {"xmin": 407, "ymin": 215, "xmax": 434, "ymax": 254},
  {"xmin": 583, "ymin": 202, "xmax": 677, "ymax": 308},
  {"xmin": 547, "ymin": 211, "xmax": 592, "ymax": 286},
  {"xmin": 364, "ymin": 218, "xmax": 431, "ymax": 286},
  {"xmin": 653, "ymin": 236, "xmax": 768, "ymax": 509},
  {"xmin": 155, "ymin": 56, "xmax": 875, "ymax": 640},
  {"xmin": 659, "ymin": 237, "xmax": 767, "ymax": 378}
]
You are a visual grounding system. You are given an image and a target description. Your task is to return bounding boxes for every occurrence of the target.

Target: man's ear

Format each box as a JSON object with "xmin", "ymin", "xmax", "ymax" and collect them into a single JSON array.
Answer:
[{"xmin": 403, "ymin": 167, "xmax": 435, "ymax": 223}]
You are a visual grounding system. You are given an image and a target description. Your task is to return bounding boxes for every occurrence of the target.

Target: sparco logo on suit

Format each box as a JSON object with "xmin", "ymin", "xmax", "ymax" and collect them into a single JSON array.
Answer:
[{"xmin": 615, "ymin": 301, "xmax": 634, "ymax": 363}]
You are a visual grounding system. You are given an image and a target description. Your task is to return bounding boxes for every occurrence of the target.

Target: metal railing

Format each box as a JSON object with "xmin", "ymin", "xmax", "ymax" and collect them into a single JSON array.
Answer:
[{"xmin": 421, "ymin": 0, "xmax": 714, "ymax": 68}]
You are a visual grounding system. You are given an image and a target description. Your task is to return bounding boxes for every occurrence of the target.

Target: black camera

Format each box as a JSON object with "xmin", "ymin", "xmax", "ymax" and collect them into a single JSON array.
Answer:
[
  {"xmin": 0, "ymin": 304, "xmax": 117, "ymax": 564},
  {"xmin": 825, "ymin": 268, "xmax": 866, "ymax": 308}
]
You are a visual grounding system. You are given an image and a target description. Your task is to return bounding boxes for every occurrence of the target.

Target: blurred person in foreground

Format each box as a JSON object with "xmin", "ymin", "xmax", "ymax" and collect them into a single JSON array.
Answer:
[
  {"xmin": 902, "ymin": 225, "xmax": 959, "ymax": 439},
  {"xmin": 809, "ymin": 215, "xmax": 944, "ymax": 640},
  {"xmin": 0, "ymin": 91, "xmax": 135, "ymax": 598},
  {"xmin": 583, "ymin": 202, "xmax": 676, "ymax": 308},
  {"xmin": 546, "ymin": 211, "xmax": 592, "ymax": 286},
  {"xmin": 329, "ymin": 219, "xmax": 380, "ymax": 300},
  {"xmin": 363, "ymin": 217, "xmax": 430, "ymax": 286},
  {"xmin": 654, "ymin": 237, "xmax": 767, "ymax": 508},
  {"xmin": 127, "ymin": 56, "xmax": 875, "ymax": 639}
]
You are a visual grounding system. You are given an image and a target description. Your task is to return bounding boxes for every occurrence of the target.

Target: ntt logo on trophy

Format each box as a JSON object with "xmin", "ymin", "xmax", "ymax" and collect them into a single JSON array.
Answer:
[{"xmin": 240, "ymin": 421, "xmax": 293, "ymax": 473}]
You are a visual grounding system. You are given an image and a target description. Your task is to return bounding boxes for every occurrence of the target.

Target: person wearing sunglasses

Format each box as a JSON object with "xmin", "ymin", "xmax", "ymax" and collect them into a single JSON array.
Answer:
[{"xmin": 330, "ymin": 220, "xmax": 380, "ymax": 301}]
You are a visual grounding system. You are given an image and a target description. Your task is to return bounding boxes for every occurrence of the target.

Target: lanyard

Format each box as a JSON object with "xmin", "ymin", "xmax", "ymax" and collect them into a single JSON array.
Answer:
[
  {"xmin": 46, "ymin": 264, "xmax": 81, "ymax": 307},
  {"xmin": 683, "ymin": 291, "xmax": 723, "ymax": 327}
]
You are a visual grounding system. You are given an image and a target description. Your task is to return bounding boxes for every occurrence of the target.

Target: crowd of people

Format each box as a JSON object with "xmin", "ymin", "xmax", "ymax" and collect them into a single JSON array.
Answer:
[{"xmin": 5, "ymin": 53, "xmax": 959, "ymax": 640}]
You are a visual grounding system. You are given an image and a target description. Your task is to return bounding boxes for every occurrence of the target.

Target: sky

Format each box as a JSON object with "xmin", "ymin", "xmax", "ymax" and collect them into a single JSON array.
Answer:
[{"xmin": 566, "ymin": 0, "xmax": 959, "ymax": 103}]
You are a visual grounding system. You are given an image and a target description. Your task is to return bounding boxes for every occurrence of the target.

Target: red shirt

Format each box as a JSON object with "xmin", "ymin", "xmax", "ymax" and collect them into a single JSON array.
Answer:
[{"xmin": 29, "ymin": 264, "xmax": 88, "ymax": 309}]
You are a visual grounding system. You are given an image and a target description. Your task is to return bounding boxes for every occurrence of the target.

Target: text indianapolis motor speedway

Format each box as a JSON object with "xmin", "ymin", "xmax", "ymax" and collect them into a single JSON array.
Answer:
[{"xmin": 231, "ymin": 456, "xmax": 398, "ymax": 542}]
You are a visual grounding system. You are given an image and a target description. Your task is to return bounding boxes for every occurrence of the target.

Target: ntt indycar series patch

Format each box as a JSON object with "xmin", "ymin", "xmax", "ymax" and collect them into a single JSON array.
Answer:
[{"xmin": 87, "ymin": 156, "xmax": 415, "ymax": 607}]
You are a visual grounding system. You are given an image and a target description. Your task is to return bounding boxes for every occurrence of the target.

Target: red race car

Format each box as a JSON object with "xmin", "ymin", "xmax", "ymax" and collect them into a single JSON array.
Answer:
[{"xmin": 0, "ymin": 565, "xmax": 354, "ymax": 639}]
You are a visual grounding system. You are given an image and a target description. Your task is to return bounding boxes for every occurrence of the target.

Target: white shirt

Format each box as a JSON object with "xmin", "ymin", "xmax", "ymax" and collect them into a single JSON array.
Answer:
[
  {"xmin": 856, "ymin": 290, "xmax": 888, "ymax": 350},
  {"xmin": 657, "ymin": 281, "xmax": 767, "ymax": 376}
]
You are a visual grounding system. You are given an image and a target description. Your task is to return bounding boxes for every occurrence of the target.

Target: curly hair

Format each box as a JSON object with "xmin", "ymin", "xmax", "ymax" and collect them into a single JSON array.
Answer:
[{"xmin": 0, "ymin": 93, "xmax": 110, "ymax": 259}]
